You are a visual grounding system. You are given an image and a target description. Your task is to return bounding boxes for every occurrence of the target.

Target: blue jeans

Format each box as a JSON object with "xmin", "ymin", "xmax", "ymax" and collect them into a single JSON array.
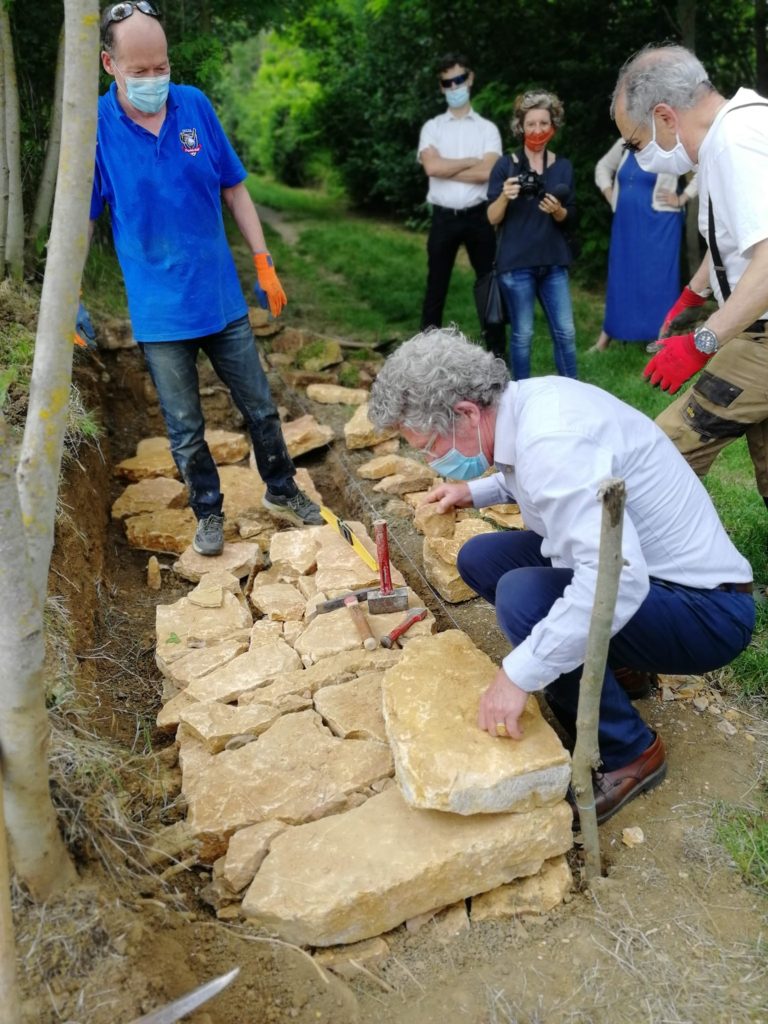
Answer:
[
  {"xmin": 498, "ymin": 265, "xmax": 577, "ymax": 380},
  {"xmin": 140, "ymin": 315, "xmax": 296, "ymax": 519},
  {"xmin": 457, "ymin": 530, "xmax": 755, "ymax": 770}
]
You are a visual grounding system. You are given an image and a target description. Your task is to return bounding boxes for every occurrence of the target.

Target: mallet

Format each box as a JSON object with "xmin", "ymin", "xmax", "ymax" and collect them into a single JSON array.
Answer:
[
  {"xmin": 380, "ymin": 607, "xmax": 428, "ymax": 649},
  {"xmin": 367, "ymin": 519, "xmax": 409, "ymax": 615},
  {"xmin": 344, "ymin": 594, "xmax": 378, "ymax": 651}
]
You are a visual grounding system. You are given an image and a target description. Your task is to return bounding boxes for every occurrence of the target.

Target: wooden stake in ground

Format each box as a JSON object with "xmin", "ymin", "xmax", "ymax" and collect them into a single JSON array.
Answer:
[{"xmin": 571, "ymin": 478, "xmax": 626, "ymax": 880}]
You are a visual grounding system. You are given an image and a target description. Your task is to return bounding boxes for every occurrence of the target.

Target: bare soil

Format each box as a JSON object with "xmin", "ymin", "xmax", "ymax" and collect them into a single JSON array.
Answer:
[{"xmin": 15, "ymin": 266, "xmax": 768, "ymax": 1021}]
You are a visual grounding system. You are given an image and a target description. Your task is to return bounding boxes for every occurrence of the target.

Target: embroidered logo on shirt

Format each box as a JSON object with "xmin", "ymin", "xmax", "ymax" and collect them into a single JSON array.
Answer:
[{"xmin": 179, "ymin": 128, "xmax": 201, "ymax": 156}]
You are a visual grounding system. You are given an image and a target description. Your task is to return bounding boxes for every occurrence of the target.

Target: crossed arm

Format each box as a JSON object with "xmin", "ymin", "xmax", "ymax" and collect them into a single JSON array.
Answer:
[{"xmin": 419, "ymin": 146, "xmax": 500, "ymax": 184}]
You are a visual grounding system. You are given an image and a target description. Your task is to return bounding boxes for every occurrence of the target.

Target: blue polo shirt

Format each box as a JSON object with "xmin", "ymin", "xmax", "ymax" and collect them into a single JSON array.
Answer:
[{"xmin": 90, "ymin": 83, "xmax": 248, "ymax": 341}]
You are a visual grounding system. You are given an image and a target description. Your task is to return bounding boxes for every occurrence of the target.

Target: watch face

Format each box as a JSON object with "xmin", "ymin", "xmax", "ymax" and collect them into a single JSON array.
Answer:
[{"xmin": 694, "ymin": 327, "xmax": 718, "ymax": 354}]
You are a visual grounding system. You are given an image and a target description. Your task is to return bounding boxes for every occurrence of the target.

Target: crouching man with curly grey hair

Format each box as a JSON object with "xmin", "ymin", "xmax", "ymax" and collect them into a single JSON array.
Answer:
[{"xmin": 369, "ymin": 327, "xmax": 754, "ymax": 825}]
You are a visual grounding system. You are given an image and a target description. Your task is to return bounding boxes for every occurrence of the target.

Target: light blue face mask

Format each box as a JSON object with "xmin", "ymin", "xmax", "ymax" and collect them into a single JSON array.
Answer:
[
  {"xmin": 445, "ymin": 85, "xmax": 470, "ymax": 109},
  {"xmin": 429, "ymin": 422, "xmax": 490, "ymax": 481},
  {"xmin": 114, "ymin": 61, "xmax": 170, "ymax": 114}
]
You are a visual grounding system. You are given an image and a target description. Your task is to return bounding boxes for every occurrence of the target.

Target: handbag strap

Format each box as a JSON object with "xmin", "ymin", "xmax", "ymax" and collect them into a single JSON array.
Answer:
[{"xmin": 707, "ymin": 100, "xmax": 768, "ymax": 301}]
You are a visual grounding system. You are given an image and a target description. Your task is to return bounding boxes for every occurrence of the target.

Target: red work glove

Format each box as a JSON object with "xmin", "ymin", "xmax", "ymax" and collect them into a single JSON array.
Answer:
[
  {"xmin": 643, "ymin": 332, "xmax": 712, "ymax": 394},
  {"xmin": 658, "ymin": 286, "xmax": 707, "ymax": 338},
  {"xmin": 253, "ymin": 252, "xmax": 287, "ymax": 318}
]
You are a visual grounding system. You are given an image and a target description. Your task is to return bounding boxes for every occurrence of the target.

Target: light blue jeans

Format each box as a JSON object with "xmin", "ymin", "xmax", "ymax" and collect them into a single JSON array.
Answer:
[{"xmin": 498, "ymin": 265, "xmax": 578, "ymax": 380}]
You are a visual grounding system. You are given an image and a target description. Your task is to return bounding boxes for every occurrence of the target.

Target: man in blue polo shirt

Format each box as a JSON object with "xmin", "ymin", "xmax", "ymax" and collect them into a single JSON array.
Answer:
[{"xmin": 89, "ymin": 1, "xmax": 323, "ymax": 556}]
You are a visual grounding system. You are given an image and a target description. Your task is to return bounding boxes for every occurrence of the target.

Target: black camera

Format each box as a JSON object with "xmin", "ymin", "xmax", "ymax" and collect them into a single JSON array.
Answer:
[{"xmin": 518, "ymin": 168, "xmax": 545, "ymax": 200}]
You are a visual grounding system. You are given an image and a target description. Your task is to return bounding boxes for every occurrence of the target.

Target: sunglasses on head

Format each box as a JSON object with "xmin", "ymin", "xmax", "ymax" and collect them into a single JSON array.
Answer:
[
  {"xmin": 440, "ymin": 71, "xmax": 470, "ymax": 89},
  {"xmin": 106, "ymin": 1, "xmax": 160, "ymax": 25}
]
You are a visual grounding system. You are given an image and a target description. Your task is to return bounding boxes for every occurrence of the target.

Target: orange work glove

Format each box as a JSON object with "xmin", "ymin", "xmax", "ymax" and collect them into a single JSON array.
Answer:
[
  {"xmin": 74, "ymin": 302, "xmax": 96, "ymax": 348},
  {"xmin": 253, "ymin": 252, "xmax": 287, "ymax": 318}
]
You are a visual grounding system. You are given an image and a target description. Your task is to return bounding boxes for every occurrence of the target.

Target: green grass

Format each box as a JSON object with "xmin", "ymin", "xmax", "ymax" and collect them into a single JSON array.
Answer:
[
  {"xmin": 714, "ymin": 800, "xmax": 768, "ymax": 894},
  {"xmin": 0, "ymin": 322, "xmax": 35, "ymax": 405},
  {"xmin": 246, "ymin": 175, "xmax": 347, "ymax": 220}
]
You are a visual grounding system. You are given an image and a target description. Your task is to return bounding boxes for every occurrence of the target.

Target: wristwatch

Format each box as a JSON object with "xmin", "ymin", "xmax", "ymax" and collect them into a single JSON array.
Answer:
[{"xmin": 693, "ymin": 325, "xmax": 719, "ymax": 355}]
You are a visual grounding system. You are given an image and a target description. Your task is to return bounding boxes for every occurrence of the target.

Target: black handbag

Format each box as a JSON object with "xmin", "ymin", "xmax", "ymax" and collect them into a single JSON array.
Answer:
[{"xmin": 474, "ymin": 221, "xmax": 508, "ymax": 326}]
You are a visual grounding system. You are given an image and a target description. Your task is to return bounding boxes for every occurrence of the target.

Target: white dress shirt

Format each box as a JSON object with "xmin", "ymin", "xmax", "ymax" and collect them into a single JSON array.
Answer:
[
  {"xmin": 467, "ymin": 377, "xmax": 752, "ymax": 692},
  {"xmin": 418, "ymin": 108, "xmax": 502, "ymax": 210}
]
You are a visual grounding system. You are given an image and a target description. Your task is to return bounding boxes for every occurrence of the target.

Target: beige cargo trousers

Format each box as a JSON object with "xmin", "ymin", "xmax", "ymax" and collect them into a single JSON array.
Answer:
[{"xmin": 655, "ymin": 329, "xmax": 768, "ymax": 498}]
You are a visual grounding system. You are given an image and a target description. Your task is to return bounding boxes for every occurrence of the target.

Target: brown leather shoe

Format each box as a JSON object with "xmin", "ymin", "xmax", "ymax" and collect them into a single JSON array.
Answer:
[
  {"xmin": 571, "ymin": 734, "xmax": 667, "ymax": 827},
  {"xmin": 614, "ymin": 667, "xmax": 658, "ymax": 700}
]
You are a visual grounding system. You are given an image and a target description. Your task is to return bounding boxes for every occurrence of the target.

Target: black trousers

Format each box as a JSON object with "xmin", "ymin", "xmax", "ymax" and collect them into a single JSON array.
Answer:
[{"xmin": 420, "ymin": 203, "xmax": 506, "ymax": 357}]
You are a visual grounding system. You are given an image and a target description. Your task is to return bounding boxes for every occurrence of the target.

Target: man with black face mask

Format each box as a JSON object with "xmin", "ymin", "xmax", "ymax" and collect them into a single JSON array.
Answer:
[
  {"xmin": 613, "ymin": 44, "xmax": 768, "ymax": 520},
  {"xmin": 86, "ymin": 2, "xmax": 323, "ymax": 558},
  {"xmin": 418, "ymin": 53, "xmax": 505, "ymax": 357}
]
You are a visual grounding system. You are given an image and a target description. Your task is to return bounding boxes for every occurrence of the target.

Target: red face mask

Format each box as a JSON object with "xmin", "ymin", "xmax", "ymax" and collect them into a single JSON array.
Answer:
[{"xmin": 525, "ymin": 126, "xmax": 555, "ymax": 152}]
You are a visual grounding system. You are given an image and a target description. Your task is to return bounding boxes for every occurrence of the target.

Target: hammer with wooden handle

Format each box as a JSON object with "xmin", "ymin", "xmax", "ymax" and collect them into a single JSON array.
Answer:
[
  {"xmin": 380, "ymin": 607, "xmax": 428, "ymax": 649},
  {"xmin": 344, "ymin": 594, "xmax": 378, "ymax": 651}
]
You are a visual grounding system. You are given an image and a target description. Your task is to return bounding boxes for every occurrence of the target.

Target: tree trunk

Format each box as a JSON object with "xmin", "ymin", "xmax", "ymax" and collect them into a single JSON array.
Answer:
[
  {"xmin": 0, "ymin": 31, "xmax": 9, "ymax": 275},
  {"xmin": 0, "ymin": 4, "xmax": 24, "ymax": 281},
  {"xmin": 28, "ymin": 27, "xmax": 65, "ymax": 258},
  {"xmin": 571, "ymin": 478, "xmax": 626, "ymax": 881},
  {"xmin": 0, "ymin": 766, "xmax": 22, "ymax": 1024},
  {"xmin": 0, "ymin": 0, "xmax": 99, "ymax": 901}
]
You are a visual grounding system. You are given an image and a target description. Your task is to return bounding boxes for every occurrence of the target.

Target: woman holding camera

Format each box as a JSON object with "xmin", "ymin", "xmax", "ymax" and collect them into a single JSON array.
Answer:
[{"xmin": 487, "ymin": 90, "xmax": 577, "ymax": 380}]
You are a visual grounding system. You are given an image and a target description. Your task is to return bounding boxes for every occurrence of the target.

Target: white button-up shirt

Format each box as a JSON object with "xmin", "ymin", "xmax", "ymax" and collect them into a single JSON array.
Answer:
[
  {"xmin": 418, "ymin": 108, "xmax": 502, "ymax": 210},
  {"xmin": 467, "ymin": 378, "xmax": 752, "ymax": 693}
]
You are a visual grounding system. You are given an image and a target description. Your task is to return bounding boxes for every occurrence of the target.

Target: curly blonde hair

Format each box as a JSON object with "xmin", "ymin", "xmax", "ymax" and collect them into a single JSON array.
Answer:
[{"xmin": 511, "ymin": 90, "xmax": 565, "ymax": 138}]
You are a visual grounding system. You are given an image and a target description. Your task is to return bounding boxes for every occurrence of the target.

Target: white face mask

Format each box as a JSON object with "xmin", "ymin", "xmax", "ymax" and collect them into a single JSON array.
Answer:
[{"xmin": 636, "ymin": 116, "xmax": 696, "ymax": 175}]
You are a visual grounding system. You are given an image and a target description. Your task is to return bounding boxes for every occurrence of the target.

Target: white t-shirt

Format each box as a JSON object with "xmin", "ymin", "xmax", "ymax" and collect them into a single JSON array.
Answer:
[
  {"xmin": 467, "ymin": 377, "xmax": 752, "ymax": 693},
  {"xmin": 418, "ymin": 108, "xmax": 502, "ymax": 210},
  {"xmin": 697, "ymin": 87, "xmax": 768, "ymax": 311}
]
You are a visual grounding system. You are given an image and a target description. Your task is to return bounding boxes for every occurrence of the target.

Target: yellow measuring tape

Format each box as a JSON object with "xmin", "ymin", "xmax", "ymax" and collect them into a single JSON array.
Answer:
[{"xmin": 319, "ymin": 506, "xmax": 379, "ymax": 573}]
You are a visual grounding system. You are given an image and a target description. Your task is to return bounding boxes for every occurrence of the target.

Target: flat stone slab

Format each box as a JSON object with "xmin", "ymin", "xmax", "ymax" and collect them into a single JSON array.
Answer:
[
  {"xmin": 306, "ymin": 383, "xmax": 368, "ymax": 406},
  {"xmin": 356, "ymin": 454, "xmax": 434, "ymax": 481},
  {"xmin": 158, "ymin": 637, "xmax": 250, "ymax": 686},
  {"xmin": 268, "ymin": 528, "xmax": 322, "ymax": 577},
  {"xmin": 372, "ymin": 466, "xmax": 439, "ymax": 496},
  {"xmin": 241, "ymin": 786, "xmax": 572, "ymax": 946},
  {"xmin": 111, "ymin": 477, "xmax": 187, "ymax": 520},
  {"xmin": 124, "ymin": 509, "xmax": 198, "ymax": 554},
  {"xmin": 313, "ymin": 671, "xmax": 388, "ymax": 741},
  {"xmin": 178, "ymin": 700, "xmax": 289, "ymax": 753},
  {"xmin": 344, "ymin": 404, "xmax": 399, "ymax": 450},
  {"xmin": 184, "ymin": 640, "xmax": 303, "ymax": 703},
  {"xmin": 114, "ymin": 430, "xmax": 249, "ymax": 482},
  {"xmin": 470, "ymin": 855, "xmax": 572, "ymax": 920},
  {"xmin": 382, "ymin": 631, "xmax": 571, "ymax": 814},
  {"xmin": 422, "ymin": 518, "xmax": 496, "ymax": 604},
  {"xmin": 222, "ymin": 821, "xmax": 286, "ymax": 893},
  {"xmin": 182, "ymin": 710, "xmax": 393, "ymax": 861},
  {"xmin": 238, "ymin": 648, "xmax": 401, "ymax": 707},
  {"xmin": 173, "ymin": 542, "xmax": 262, "ymax": 583},
  {"xmin": 314, "ymin": 522, "xmax": 404, "ymax": 594},
  {"xmin": 282, "ymin": 414, "xmax": 334, "ymax": 458},
  {"xmin": 156, "ymin": 593, "xmax": 253, "ymax": 667},
  {"xmin": 413, "ymin": 502, "xmax": 455, "ymax": 538},
  {"xmin": 250, "ymin": 582, "xmax": 307, "ymax": 622}
]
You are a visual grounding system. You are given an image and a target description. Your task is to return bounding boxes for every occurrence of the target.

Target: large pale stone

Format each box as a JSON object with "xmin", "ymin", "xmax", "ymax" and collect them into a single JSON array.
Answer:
[
  {"xmin": 183, "ymin": 710, "xmax": 393, "ymax": 860},
  {"xmin": 369, "ymin": 437, "xmax": 400, "ymax": 456},
  {"xmin": 357, "ymin": 454, "xmax": 433, "ymax": 481},
  {"xmin": 159, "ymin": 638, "xmax": 249, "ymax": 686},
  {"xmin": 268, "ymin": 529, "xmax": 322, "ymax": 577},
  {"xmin": 470, "ymin": 855, "xmax": 572, "ymax": 920},
  {"xmin": 422, "ymin": 518, "xmax": 497, "ymax": 603},
  {"xmin": 178, "ymin": 700, "xmax": 286, "ymax": 753},
  {"xmin": 307, "ymin": 383, "xmax": 368, "ymax": 406},
  {"xmin": 241, "ymin": 787, "xmax": 573, "ymax": 946},
  {"xmin": 239, "ymin": 649, "xmax": 401, "ymax": 707},
  {"xmin": 249, "ymin": 620, "xmax": 284, "ymax": 647},
  {"xmin": 111, "ymin": 477, "xmax": 187, "ymax": 520},
  {"xmin": 478, "ymin": 504, "xmax": 525, "ymax": 530},
  {"xmin": 313, "ymin": 672, "xmax": 387, "ymax": 741},
  {"xmin": 156, "ymin": 593, "xmax": 252, "ymax": 667},
  {"xmin": 293, "ymin": 605, "xmax": 372, "ymax": 663},
  {"xmin": 413, "ymin": 502, "xmax": 456, "ymax": 538},
  {"xmin": 314, "ymin": 522, "xmax": 404, "ymax": 594},
  {"xmin": 124, "ymin": 509, "xmax": 197, "ymax": 554},
  {"xmin": 157, "ymin": 690, "xmax": 198, "ymax": 732},
  {"xmin": 174, "ymin": 542, "xmax": 262, "ymax": 583},
  {"xmin": 344, "ymin": 404, "xmax": 399, "ymax": 450},
  {"xmin": 115, "ymin": 445, "xmax": 177, "ymax": 482},
  {"xmin": 382, "ymin": 631, "xmax": 571, "ymax": 814},
  {"xmin": 222, "ymin": 821, "xmax": 286, "ymax": 893},
  {"xmin": 204, "ymin": 429, "xmax": 250, "ymax": 464},
  {"xmin": 372, "ymin": 466, "xmax": 439, "ymax": 497},
  {"xmin": 240, "ymin": 461, "xmax": 323, "ymax": 509},
  {"xmin": 282, "ymin": 414, "xmax": 334, "ymax": 458},
  {"xmin": 184, "ymin": 640, "xmax": 303, "ymax": 703},
  {"xmin": 249, "ymin": 583, "xmax": 306, "ymax": 622}
]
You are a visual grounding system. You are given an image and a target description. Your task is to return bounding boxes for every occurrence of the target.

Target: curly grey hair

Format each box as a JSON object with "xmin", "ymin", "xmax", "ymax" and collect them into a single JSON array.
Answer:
[
  {"xmin": 511, "ymin": 90, "xmax": 565, "ymax": 138},
  {"xmin": 611, "ymin": 44, "xmax": 713, "ymax": 126},
  {"xmin": 368, "ymin": 327, "xmax": 510, "ymax": 436}
]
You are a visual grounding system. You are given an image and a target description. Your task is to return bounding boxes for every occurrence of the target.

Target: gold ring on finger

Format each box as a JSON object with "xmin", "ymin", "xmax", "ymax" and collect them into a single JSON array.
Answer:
[{"xmin": 496, "ymin": 722, "xmax": 507, "ymax": 736}]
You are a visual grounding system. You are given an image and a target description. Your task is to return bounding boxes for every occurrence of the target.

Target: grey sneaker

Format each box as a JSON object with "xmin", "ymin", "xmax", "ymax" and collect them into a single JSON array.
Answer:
[
  {"xmin": 262, "ymin": 489, "xmax": 324, "ymax": 526},
  {"xmin": 193, "ymin": 513, "xmax": 225, "ymax": 556}
]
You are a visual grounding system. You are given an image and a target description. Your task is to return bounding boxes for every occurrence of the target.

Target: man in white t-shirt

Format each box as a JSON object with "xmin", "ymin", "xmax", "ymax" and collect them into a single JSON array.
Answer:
[
  {"xmin": 418, "ymin": 53, "xmax": 504, "ymax": 356},
  {"xmin": 612, "ymin": 44, "xmax": 768, "ymax": 517}
]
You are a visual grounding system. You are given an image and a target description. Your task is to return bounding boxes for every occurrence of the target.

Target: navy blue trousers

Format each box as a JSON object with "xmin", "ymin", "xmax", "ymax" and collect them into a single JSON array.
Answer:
[{"xmin": 457, "ymin": 530, "xmax": 755, "ymax": 770}]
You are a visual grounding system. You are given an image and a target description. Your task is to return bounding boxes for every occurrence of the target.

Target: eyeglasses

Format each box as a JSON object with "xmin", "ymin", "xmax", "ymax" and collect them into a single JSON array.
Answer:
[
  {"xmin": 416, "ymin": 432, "xmax": 440, "ymax": 460},
  {"xmin": 622, "ymin": 127, "xmax": 642, "ymax": 153},
  {"xmin": 106, "ymin": 1, "xmax": 160, "ymax": 25},
  {"xmin": 440, "ymin": 71, "xmax": 470, "ymax": 90}
]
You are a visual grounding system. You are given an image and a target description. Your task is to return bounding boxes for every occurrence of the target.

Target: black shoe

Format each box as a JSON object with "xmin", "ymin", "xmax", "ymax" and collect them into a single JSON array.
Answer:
[
  {"xmin": 192, "ymin": 513, "xmax": 225, "ymax": 556},
  {"xmin": 262, "ymin": 489, "xmax": 324, "ymax": 526},
  {"xmin": 614, "ymin": 667, "xmax": 658, "ymax": 700}
]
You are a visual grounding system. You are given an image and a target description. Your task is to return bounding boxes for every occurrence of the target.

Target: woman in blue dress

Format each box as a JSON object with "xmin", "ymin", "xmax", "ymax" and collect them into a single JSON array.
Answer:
[{"xmin": 591, "ymin": 138, "xmax": 697, "ymax": 351}]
